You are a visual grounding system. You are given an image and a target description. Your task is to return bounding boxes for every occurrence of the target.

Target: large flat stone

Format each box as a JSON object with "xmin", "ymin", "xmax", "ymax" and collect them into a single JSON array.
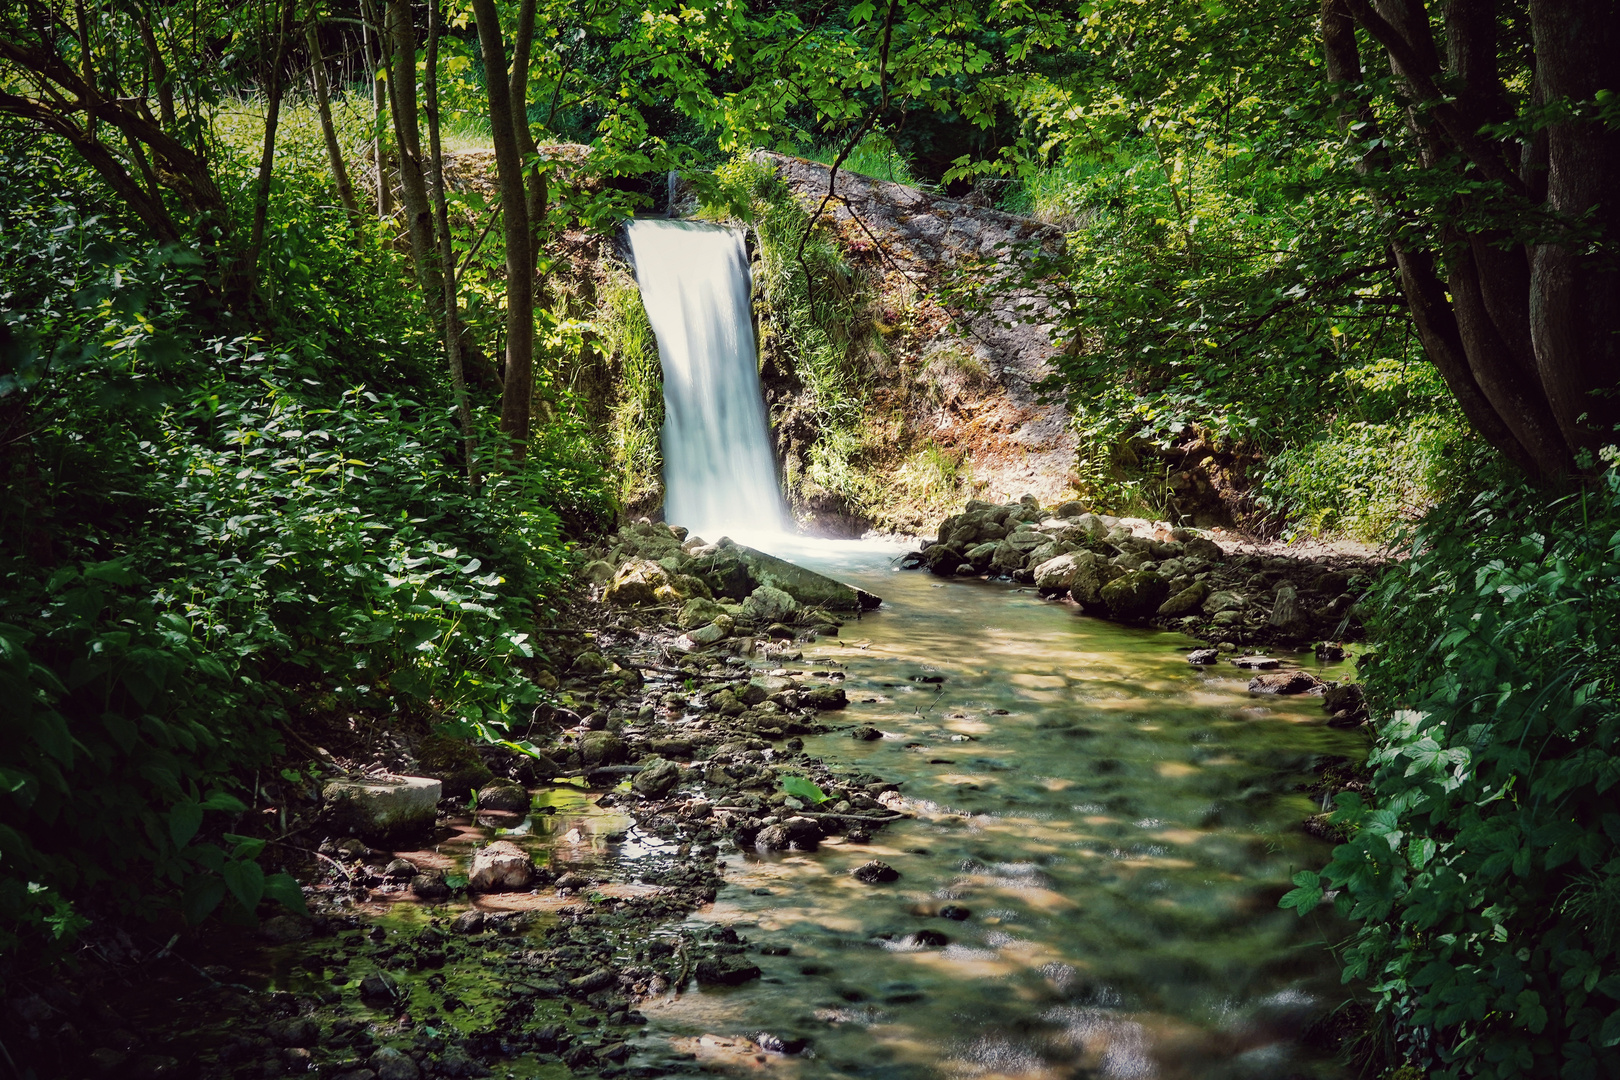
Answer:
[
  {"xmin": 322, "ymin": 775, "xmax": 441, "ymax": 841},
  {"xmin": 702, "ymin": 541, "xmax": 880, "ymax": 612}
]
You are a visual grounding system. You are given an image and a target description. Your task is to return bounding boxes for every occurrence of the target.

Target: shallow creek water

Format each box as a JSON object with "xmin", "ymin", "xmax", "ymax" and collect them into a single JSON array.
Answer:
[{"xmin": 641, "ymin": 540, "xmax": 1362, "ymax": 1080}]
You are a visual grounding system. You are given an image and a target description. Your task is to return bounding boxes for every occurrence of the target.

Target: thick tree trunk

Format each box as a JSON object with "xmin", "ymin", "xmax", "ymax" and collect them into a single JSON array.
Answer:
[
  {"xmin": 1320, "ymin": 0, "xmax": 1537, "ymax": 474},
  {"xmin": 305, "ymin": 18, "xmax": 364, "ymax": 239},
  {"xmin": 425, "ymin": 0, "xmax": 478, "ymax": 482},
  {"xmin": 385, "ymin": 0, "xmax": 443, "ymax": 308},
  {"xmin": 507, "ymin": 0, "xmax": 548, "ymax": 279},
  {"xmin": 471, "ymin": 0, "xmax": 534, "ymax": 451},
  {"xmin": 1331, "ymin": 0, "xmax": 1606, "ymax": 477},
  {"xmin": 1528, "ymin": 0, "xmax": 1620, "ymax": 457}
]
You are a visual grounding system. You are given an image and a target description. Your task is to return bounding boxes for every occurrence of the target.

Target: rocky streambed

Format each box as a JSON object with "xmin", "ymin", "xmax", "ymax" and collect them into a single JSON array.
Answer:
[{"xmin": 14, "ymin": 519, "xmax": 1376, "ymax": 1080}]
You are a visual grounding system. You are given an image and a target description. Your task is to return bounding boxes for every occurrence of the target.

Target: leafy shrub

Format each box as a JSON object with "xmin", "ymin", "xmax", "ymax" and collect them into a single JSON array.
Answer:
[{"xmin": 1282, "ymin": 461, "xmax": 1620, "ymax": 1077}]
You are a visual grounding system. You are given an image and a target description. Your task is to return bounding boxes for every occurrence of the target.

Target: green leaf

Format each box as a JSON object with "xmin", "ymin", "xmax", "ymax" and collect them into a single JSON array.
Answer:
[
  {"xmin": 1599, "ymin": 1009, "xmax": 1620, "ymax": 1048},
  {"xmin": 169, "ymin": 801, "xmax": 203, "ymax": 849},
  {"xmin": 183, "ymin": 874, "xmax": 227, "ymax": 925},
  {"xmin": 781, "ymin": 775, "xmax": 831, "ymax": 804},
  {"xmin": 221, "ymin": 858, "xmax": 265, "ymax": 912},
  {"xmin": 262, "ymin": 872, "xmax": 308, "ymax": 915},
  {"xmin": 223, "ymin": 833, "xmax": 267, "ymax": 861}
]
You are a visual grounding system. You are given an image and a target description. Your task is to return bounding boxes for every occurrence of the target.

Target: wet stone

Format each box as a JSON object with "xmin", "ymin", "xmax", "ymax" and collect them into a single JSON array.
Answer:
[
  {"xmin": 695, "ymin": 955, "xmax": 763, "ymax": 986},
  {"xmin": 851, "ymin": 860, "xmax": 900, "ymax": 884},
  {"xmin": 1249, "ymin": 670, "xmax": 1327, "ymax": 695},
  {"xmin": 475, "ymin": 780, "xmax": 530, "ymax": 814},
  {"xmin": 1231, "ymin": 655, "xmax": 1281, "ymax": 669},
  {"xmin": 1186, "ymin": 648, "xmax": 1219, "ymax": 665},
  {"xmin": 850, "ymin": 726, "xmax": 882, "ymax": 741},
  {"xmin": 938, "ymin": 904, "xmax": 971, "ymax": 921}
]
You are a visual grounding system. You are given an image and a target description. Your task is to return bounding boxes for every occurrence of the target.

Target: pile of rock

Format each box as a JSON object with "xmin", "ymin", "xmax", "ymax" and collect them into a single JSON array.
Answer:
[{"xmin": 905, "ymin": 496, "xmax": 1377, "ymax": 647}]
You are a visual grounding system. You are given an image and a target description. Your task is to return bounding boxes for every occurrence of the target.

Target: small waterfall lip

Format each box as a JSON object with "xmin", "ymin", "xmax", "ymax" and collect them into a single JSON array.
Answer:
[{"xmin": 625, "ymin": 218, "xmax": 790, "ymax": 544}]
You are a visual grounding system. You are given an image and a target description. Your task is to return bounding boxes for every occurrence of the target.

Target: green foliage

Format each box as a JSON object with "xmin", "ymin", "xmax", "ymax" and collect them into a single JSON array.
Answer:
[
  {"xmin": 705, "ymin": 156, "xmax": 880, "ymax": 517},
  {"xmin": 0, "ymin": 123, "xmax": 606, "ymax": 954},
  {"xmin": 1257, "ymin": 410, "xmax": 1482, "ymax": 542},
  {"xmin": 801, "ymin": 128, "xmax": 918, "ymax": 185},
  {"xmin": 1289, "ymin": 463, "xmax": 1620, "ymax": 1077},
  {"xmin": 780, "ymin": 775, "xmax": 831, "ymax": 804},
  {"xmin": 594, "ymin": 268, "xmax": 665, "ymax": 511}
]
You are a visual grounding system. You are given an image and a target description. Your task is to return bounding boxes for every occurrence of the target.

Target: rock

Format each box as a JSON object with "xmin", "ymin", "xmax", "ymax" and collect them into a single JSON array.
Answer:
[
  {"xmin": 411, "ymin": 873, "xmax": 450, "ymax": 901},
  {"xmin": 451, "ymin": 910, "xmax": 486, "ymax": 934},
  {"xmin": 359, "ymin": 972, "xmax": 399, "ymax": 1006},
  {"xmin": 633, "ymin": 757, "xmax": 682, "ymax": 797},
  {"xmin": 803, "ymin": 686, "xmax": 848, "ymax": 710},
  {"xmin": 911, "ymin": 929, "xmax": 949, "ymax": 947},
  {"xmin": 369, "ymin": 1047, "xmax": 420, "ymax": 1080},
  {"xmin": 755, "ymin": 816, "xmax": 822, "ymax": 852},
  {"xmin": 582, "ymin": 560, "xmax": 615, "ymax": 585},
  {"xmin": 1315, "ymin": 641, "xmax": 1347, "ymax": 662},
  {"xmin": 678, "ymin": 598, "xmax": 726, "ymax": 630},
  {"xmin": 607, "ymin": 558, "xmax": 688, "ymax": 606},
  {"xmin": 259, "ymin": 914, "xmax": 311, "ymax": 943},
  {"xmin": 572, "ymin": 650, "xmax": 609, "ymax": 674},
  {"xmin": 322, "ymin": 775, "xmax": 441, "ymax": 842},
  {"xmin": 269, "ymin": 1018, "xmax": 320, "ymax": 1048},
  {"xmin": 554, "ymin": 871, "xmax": 591, "ymax": 891},
  {"xmin": 416, "ymin": 733, "xmax": 494, "ymax": 794},
  {"xmin": 580, "ymin": 731, "xmax": 627, "ymax": 767},
  {"xmin": 1231, "ymin": 655, "xmax": 1281, "ymax": 669},
  {"xmin": 475, "ymin": 780, "xmax": 529, "ymax": 814},
  {"xmin": 569, "ymin": 968, "xmax": 616, "ymax": 994},
  {"xmin": 1202, "ymin": 590, "xmax": 1247, "ymax": 615},
  {"xmin": 850, "ymin": 724, "xmax": 882, "ymax": 740},
  {"xmin": 1268, "ymin": 582, "xmax": 1312, "ymax": 637},
  {"xmin": 468, "ymin": 840, "xmax": 534, "ymax": 892},
  {"xmin": 964, "ymin": 541, "xmax": 1000, "ymax": 570},
  {"xmin": 696, "ymin": 955, "xmax": 763, "ymax": 986},
  {"xmin": 382, "ymin": 858, "xmax": 417, "ymax": 880},
  {"xmin": 851, "ymin": 860, "xmax": 900, "ymax": 884},
  {"xmin": 1184, "ymin": 536, "xmax": 1225, "ymax": 561},
  {"xmin": 1186, "ymin": 648, "xmax": 1220, "ymax": 665},
  {"xmin": 1248, "ymin": 670, "xmax": 1328, "ymax": 694},
  {"xmin": 1032, "ymin": 553, "xmax": 1084, "ymax": 593},
  {"xmin": 938, "ymin": 904, "xmax": 971, "ymax": 920},
  {"xmin": 741, "ymin": 585, "xmax": 800, "ymax": 623},
  {"xmin": 1099, "ymin": 571, "xmax": 1170, "ymax": 621},
  {"xmin": 1324, "ymin": 682, "xmax": 1369, "ymax": 726},
  {"xmin": 1157, "ymin": 581, "xmax": 1210, "ymax": 617},
  {"xmin": 1067, "ymin": 551, "xmax": 1123, "ymax": 607},
  {"xmin": 923, "ymin": 543, "xmax": 965, "ymax": 576},
  {"xmin": 1054, "ymin": 501, "xmax": 1086, "ymax": 518},
  {"xmin": 712, "ymin": 541, "xmax": 881, "ymax": 611},
  {"xmin": 709, "ymin": 689, "xmax": 746, "ymax": 717}
]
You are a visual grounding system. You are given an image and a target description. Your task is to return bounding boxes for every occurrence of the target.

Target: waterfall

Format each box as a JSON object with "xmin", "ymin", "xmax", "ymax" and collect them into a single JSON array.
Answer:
[{"xmin": 625, "ymin": 219, "xmax": 789, "ymax": 541}]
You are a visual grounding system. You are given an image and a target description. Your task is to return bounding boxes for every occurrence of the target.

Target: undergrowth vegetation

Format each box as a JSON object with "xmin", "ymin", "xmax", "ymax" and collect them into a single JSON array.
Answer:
[
  {"xmin": 0, "ymin": 124, "xmax": 610, "ymax": 955},
  {"xmin": 1283, "ymin": 459, "xmax": 1620, "ymax": 1077}
]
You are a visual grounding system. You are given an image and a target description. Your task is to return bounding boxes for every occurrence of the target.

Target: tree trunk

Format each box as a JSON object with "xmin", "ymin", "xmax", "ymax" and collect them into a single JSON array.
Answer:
[
  {"xmin": 508, "ymin": 0, "xmax": 547, "ymax": 279},
  {"xmin": 247, "ymin": 0, "xmax": 299, "ymax": 275},
  {"xmin": 471, "ymin": 0, "xmax": 534, "ymax": 452},
  {"xmin": 1330, "ymin": 0, "xmax": 1609, "ymax": 477},
  {"xmin": 305, "ymin": 16, "xmax": 364, "ymax": 240},
  {"xmin": 425, "ymin": 0, "xmax": 478, "ymax": 482},
  {"xmin": 1527, "ymin": 0, "xmax": 1620, "ymax": 457},
  {"xmin": 360, "ymin": 0, "xmax": 392, "ymax": 219},
  {"xmin": 385, "ymin": 0, "xmax": 443, "ymax": 308}
]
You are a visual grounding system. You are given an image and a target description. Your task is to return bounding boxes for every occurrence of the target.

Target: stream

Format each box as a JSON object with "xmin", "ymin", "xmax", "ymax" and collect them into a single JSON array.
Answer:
[{"xmin": 635, "ymin": 538, "xmax": 1362, "ymax": 1079}]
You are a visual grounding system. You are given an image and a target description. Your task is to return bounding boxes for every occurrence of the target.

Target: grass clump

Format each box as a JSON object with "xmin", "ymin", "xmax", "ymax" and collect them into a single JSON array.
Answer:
[{"xmin": 594, "ymin": 267, "xmax": 665, "ymax": 513}]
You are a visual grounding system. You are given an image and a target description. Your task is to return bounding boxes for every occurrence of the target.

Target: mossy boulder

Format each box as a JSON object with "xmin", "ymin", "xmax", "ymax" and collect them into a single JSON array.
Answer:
[
  {"xmin": 1100, "ymin": 571, "xmax": 1171, "ymax": 621},
  {"xmin": 1157, "ymin": 581, "xmax": 1211, "ymax": 617}
]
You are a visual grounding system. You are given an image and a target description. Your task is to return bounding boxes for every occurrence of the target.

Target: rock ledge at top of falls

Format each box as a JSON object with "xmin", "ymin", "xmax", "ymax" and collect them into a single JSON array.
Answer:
[{"xmin": 593, "ymin": 519, "xmax": 880, "ymax": 614}]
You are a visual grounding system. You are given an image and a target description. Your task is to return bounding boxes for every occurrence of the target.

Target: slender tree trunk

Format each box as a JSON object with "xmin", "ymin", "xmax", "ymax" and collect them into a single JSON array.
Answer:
[
  {"xmin": 471, "ymin": 0, "xmax": 534, "ymax": 452},
  {"xmin": 385, "ymin": 0, "xmax": 444, "ymax": 308},
  {"xmin": 305, "ymin": 15, "xmax": 364, "ymax": 240},
  {"xmin": 360, "ymin": 0, "xmax": 392, "ymax": 218},
  {"xmin": 507, "ymin": 0, "xmax": 547, "ymax": 278},
  {"xmin": 248, "ymin": 0, "xmax": 299, "ymax": 274},
  {"xmin": 425, "ymin": 0, "xmax": 478, "ymax": 482}
]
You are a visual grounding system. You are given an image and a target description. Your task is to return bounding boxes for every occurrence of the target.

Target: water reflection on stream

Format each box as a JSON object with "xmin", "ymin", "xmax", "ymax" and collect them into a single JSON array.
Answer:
[{"xmin": 647, "ymin": 539, "xmax": 1362, "ymax": 1080}]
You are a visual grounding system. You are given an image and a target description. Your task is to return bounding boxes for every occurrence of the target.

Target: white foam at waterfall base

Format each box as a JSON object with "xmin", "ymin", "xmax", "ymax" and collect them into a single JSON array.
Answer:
[{"xmin": 626, "ymin": 219, "xmax": 789, "ymax": 543}]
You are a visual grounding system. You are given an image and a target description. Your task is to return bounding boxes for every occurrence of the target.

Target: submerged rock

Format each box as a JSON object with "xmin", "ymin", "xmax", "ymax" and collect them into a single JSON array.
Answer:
[{"xmin": 695, "ymin": 955, "xmax": 762, "ymax": 986}]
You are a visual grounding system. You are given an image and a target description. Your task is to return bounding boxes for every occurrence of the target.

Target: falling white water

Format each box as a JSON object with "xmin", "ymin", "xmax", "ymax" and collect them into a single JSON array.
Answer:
[{"xmin": 626, "ymin": 219, "xmax": 790, "ymax": 542}]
